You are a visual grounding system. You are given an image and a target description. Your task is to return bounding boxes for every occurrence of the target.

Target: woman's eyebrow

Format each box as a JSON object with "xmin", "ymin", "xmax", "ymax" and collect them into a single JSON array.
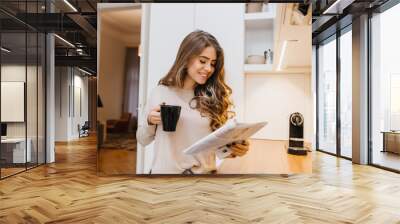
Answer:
[{"xmin": 199, "ymin": 55, "xmax": 217, "ymax": 62}]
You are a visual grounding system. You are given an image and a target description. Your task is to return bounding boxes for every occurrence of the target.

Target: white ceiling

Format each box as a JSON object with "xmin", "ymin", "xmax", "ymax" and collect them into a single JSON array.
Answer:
[
  {"xmin": 100, "ymin": 7, "xmax": 141, "ymax": 47},
  {"xmin": 274, "ymin": 3, "xmax": 312, "ymax": 72}
]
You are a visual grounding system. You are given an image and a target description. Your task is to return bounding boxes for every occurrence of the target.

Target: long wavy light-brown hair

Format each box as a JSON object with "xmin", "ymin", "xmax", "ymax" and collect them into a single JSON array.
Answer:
[{"xmin": 159, "ymin": 30, "xmax": 234, "ymax": 131}]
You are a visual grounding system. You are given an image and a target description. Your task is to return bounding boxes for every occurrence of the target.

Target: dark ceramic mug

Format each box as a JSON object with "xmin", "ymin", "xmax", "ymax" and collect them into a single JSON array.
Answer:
[{"xmin": 160, "ymin": 104, "xmax": 181, "ymax": 132}]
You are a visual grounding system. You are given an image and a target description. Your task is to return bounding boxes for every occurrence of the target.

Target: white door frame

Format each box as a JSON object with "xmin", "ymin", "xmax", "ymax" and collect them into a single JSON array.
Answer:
[{"xmin": 136, "ymin": 4, "xmax": 151, "ymax": 174}]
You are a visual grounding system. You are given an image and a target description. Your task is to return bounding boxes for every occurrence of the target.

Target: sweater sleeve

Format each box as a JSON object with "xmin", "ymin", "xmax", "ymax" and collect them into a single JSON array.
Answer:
[{"xmin": 136, "ymin": 86, "xmax": 160, "ymax": 146}]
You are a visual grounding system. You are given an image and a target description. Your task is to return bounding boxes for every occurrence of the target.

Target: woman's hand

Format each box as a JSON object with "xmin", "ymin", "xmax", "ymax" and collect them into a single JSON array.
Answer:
[
  {"xmin": 147, "ymin": 106, "xmax": 161, "ymax": 125},
  {"xmin": 228, "ymin": 140, "xmax": 250, "ymax": 157}
]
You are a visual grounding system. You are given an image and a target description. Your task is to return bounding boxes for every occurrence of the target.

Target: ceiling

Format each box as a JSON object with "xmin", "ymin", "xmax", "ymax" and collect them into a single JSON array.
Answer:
[
  {"xmin": 0, "ymin": 0, "xmax": 99, "ymax": 73},
  {"xmin": 1, "ymin": 32, "xmax": 45, "ymax": 65},
  {"xmin": 0, "ymin": 1, "xmax": 145, "ymax": 75},
  {"xmin": 100, "ymin": 6, "xmax": 141, "ymax": 47},
  {"xmin": 311, "ymin": 0, "xmax": 390, "ymax": 44}
]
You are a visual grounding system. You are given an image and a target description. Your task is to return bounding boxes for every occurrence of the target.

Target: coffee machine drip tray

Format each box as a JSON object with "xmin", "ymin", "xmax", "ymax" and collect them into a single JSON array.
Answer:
[{"xmin": 287, "ymin": 147, "xmax": 309, "ymax": 156}]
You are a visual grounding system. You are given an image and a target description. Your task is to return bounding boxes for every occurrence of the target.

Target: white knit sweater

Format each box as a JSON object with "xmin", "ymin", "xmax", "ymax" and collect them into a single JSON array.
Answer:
[{"xmin": 136, "ymin": 85, "xmax": 216, "ymax": 174}]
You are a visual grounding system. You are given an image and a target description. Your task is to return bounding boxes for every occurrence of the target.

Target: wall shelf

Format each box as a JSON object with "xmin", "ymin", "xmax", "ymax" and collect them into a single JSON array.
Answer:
[
  {"xmin": 244, "ymin": 12, "xmax": 274, "ymax": 20},
  {"xmin": 244, "ymin": 13, "xmax": 274, "ymax": 29},
  {"xmin": 244, "ymin": 64, "xmax": 273, "ymax": 74},
  {"xmin": 244, "ymin": 65, "xmax": 312, "ymax": 75},
  {"xmin": 244, "ymin": 7, "xmax": 275, "ymax": 70}
]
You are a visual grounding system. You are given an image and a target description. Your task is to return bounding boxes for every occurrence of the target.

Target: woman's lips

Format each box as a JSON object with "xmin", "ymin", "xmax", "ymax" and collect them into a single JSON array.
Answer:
[{"xmin": 199, "ymin": 72, "xmax": 208, "ymax": 78}]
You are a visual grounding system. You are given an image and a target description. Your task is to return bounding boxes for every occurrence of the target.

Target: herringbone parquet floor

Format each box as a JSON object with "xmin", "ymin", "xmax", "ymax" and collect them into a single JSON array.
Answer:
[{"xmin": 1, "ymin": 136, "xmax": 400, "ymax": 223}]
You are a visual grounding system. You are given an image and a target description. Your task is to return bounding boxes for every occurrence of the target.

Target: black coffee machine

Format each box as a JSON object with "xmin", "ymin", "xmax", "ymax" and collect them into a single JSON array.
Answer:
[{"xmin": 287, "ymin": 112, "xmax": 308, "ymax": 155}]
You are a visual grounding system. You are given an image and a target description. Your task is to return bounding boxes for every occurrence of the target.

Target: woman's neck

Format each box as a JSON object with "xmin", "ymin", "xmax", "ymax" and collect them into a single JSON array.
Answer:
[{"xmin": 183, "ymin": 77, "xmax": 196, "ymax": 90}]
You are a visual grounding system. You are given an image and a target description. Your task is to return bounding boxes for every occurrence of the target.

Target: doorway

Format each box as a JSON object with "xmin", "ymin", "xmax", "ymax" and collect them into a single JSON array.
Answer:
[{"xmin": 97, "ymin": 3, "xmax": 141, "ymax": 175}]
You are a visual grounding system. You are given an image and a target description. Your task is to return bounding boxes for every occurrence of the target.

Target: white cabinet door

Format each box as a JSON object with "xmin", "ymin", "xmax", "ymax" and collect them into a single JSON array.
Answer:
[{"xmin": 194, "ymin": 3, "xmax": 245, "ymax": 121}]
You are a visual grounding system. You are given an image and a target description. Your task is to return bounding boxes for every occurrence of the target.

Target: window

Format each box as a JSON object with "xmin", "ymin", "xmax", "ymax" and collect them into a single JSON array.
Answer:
[
  {"xmin": 370, "ymin": 2, "xmax": 400, "ymax": 171},
  {"xmin": 318, "ymin": 37, "xmax": 337, "ymax": 154},
  {"xmin": 0, "ymin": 2, "xmax": 46, "ymax": 179},
  {"xmin": 340, "ymin": 29, "xmax": 352, "ymax": 158}
]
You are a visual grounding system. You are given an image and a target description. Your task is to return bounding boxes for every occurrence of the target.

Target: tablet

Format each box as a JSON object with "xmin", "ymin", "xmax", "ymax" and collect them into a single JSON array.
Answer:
[{"xmin": 183, "ymin": 119, "xmax": 268, "ymax": 155}]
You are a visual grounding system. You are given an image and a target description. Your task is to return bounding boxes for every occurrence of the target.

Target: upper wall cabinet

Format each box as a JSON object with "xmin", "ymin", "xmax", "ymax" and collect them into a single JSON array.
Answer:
[{"xmin": 244, "ymin": 3, "xmax": 276, "ymax": 74}]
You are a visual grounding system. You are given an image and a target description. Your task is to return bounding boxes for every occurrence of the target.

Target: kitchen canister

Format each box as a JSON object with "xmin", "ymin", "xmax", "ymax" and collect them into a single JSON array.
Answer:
[{"xmin": 247, "ymin": 55, "xmax": 266, "ymax": 64}]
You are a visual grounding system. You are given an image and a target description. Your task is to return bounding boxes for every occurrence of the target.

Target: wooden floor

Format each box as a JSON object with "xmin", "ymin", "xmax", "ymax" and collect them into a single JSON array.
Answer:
[
  {"xmin": 98, "ymin": 149, "xmax": 136, "ymax": 175},
  {"xmin": 1, "ymin": 167, "xmax": 26, "ymax": 178},
  {"xmin": 1, "ymin": 136, "xmax": 400, "ymax": 223},
  {"xmin": 373, "ymin": 150, "xmax": 400, "ymax": 171}
]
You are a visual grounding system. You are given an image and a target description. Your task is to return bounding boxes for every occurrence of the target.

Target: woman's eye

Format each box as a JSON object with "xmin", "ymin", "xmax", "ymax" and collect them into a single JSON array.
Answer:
[{"xmin": 199, "ymin": 59, "xmax": 215, "ymax": 67}]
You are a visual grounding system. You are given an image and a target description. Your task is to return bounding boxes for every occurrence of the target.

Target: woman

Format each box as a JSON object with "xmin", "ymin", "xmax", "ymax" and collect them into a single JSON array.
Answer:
[{"xmin": 137, "ymin": 30, "xmax": 249, "ymax": 174}]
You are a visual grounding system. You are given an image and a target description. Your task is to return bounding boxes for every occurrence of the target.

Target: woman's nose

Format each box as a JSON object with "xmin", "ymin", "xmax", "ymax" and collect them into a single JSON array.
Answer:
[{"xmin": 204, "ymin": 63, "xmax": 212, "ymax": 72}]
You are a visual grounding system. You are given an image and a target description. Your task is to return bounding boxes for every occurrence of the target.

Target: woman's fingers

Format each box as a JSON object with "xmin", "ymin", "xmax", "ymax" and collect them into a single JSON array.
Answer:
[
  {"xmin": 230, "ymin": 143, "xmax": 249, "ymax": 157},
  {"xmin": 147, "ymin": 106, "xmax": 162, "ymax": 125},
  {"xmin": 242, "ymin": 140, "xmax": 250, "ymax": 146},
  {"xmin": 150, "ymin": 111, "xmax": 161, "ymax": 124},
  {"xmin": 231, "ymin": 149, "xmax": 246, "ymax": 157},
  {"xmin": 150, "ymin": 118, "xmax": 161, "ymax": 124},
  {"xmin": 232, "ymin": 148, "xmax": 247, "ymax": 156}
]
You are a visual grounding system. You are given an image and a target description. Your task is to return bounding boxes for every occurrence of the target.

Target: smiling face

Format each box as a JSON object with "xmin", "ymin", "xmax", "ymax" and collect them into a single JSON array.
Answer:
[{"xmin": 184, "ymin": 46, "xmax": 217, "ymax": 88}]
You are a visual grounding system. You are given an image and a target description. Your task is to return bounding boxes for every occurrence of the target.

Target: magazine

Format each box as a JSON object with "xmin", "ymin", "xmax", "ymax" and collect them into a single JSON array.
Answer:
[{"xmin": 183, "ymin": 119, "xmax": 268, "ymax": 159}]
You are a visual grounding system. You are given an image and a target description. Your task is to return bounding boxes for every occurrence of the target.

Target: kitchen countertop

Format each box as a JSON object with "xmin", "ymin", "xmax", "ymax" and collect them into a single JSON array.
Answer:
[{"xmin": 217, "ymin": 139, "xmax": 312, "ymax": 174}]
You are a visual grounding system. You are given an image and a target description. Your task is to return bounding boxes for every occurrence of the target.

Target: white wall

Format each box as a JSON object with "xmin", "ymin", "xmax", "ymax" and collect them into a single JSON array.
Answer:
[
  {"xmin": 194, "ymin": 3, "xmax": 245, "ymax": 121},
  {"xmin": 71, "ymin": 74, "xmax": 89, "ymax": 138},
  {"xmin": 145, "ymin": 4, "xmax": 194, "ymax": 96},
  {"xmin": 55, "ymin": 67, "xmax": 69, "ymax": 141},
  {"xmin": 54, "ymin": 67, "xmax": 89, "ymax": 141},
  {"xmin": 244, "ymin": 73, "xmax": 313, "ymax": 143}
]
